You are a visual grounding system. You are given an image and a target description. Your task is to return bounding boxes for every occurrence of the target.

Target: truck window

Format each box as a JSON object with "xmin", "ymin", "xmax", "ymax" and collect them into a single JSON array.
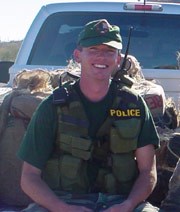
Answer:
[{"xmin": 27, "ymin": 12, "xmax": 180, "ymax": 69}]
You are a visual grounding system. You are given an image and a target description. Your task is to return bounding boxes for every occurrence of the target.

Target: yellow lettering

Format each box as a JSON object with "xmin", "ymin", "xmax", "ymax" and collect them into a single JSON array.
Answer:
[
  {"xmin": 136, "ymin": 109, "xmax": 140, "ymax": 116},
  {"xmin": 122, "ymin": 110, "xmax": 127, "ymax": 116},
  {"xmin": 130, "ymin": 109, "xmax": 134, "ymax": 116},
  {"xmin": 110, "ymin": 109, "xmax": 141, "ymax": 117},
  {"xmin": 116, "ymin": 110, "xmax": 121, "ymax": 116},
  {"xmin": 110, "ymin": 109, "xmax": 116, "ymax": 116}
]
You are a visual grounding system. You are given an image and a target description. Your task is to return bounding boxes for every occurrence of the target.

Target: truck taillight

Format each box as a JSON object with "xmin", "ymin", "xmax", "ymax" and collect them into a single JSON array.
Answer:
[{"xmin": 124, "ymin": 3, "xmax": 163, "ymax": 11}]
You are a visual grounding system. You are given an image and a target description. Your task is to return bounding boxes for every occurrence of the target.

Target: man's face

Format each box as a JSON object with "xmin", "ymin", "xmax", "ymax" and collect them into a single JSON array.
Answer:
[{"xmin": 74, "ymin": 44, "xmax": 121, "ymax": 81}]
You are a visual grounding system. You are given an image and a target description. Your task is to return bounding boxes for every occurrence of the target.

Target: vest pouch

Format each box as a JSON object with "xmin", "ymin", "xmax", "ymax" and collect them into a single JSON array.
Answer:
[
  {"xmin": 59, "ymin": 155, "xmax": 89, "ymax": 193},
  {"xmin": 71, "ymin": 136, "xmax": 92, "ymax": 160},
  {"xmin": 72, "ymin": 136, "xmax": 91, "ymax": 150},
  {"xmin": 110, "ymin": 119, "xmax": 141, "ymax": 153},
  {"xmin": 72, "ymin": 148, "xmax": 91, "ymax": 160},
  {"xmin": 59, "ymin": 133, "xmax": 72, "ymax": 153},
  {"xmin": 94, "ymin": 168, "xmax": 109, "ymax": 192},
  {"xmin": 43, "ymin": 158, "xmax": 60, "ymax": 190},
  {"xmin": 104, "ymin": 173, "xmax": 117, "ymax": 194},
  {"xmin": 59, "ymin": 134, "xmax": 92, "ymax": 160},
  {"xmin": 58, "ymin": 102, "xmax": 89, "ymax": 137},
  {"xmin": 58, "ymin": 120, "xmax": 88, "ymax": 137},
  {"xmin": 112, "ymin": 153, "xmax": 138, "ymax": 194}
]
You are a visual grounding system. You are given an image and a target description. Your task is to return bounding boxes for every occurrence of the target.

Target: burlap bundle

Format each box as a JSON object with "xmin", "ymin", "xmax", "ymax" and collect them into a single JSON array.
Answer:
[
  {"xmin": 13, "ymin": 69, "xmax": 52, "ymax": 92},
  {"xmin": 133, "ymin": 80, "xmax": 166, "ymax": 120},
  {"xmin": 0, "ymin": 117, "xmax": 32, "ymax": 206},
  {"xmin": 0, "ymin": 69, "xmax": 55, "ymax": 206},
  {"xmin": 10, "ymin": 94, "xmax": 44, "ymax": 120}
]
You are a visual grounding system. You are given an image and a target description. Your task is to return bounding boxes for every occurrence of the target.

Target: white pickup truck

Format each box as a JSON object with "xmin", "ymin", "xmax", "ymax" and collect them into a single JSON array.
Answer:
[
  {"xmin": 0, "ymin": 1, "xmax": 180, "ymax": 210},
  {"xmin": 6, "ymin": 0, "xmax": 180, "ymax": 108}
]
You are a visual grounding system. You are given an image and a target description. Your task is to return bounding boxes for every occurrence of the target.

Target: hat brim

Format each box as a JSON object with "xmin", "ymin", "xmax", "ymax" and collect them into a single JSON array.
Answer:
[{"xmin": 103, "ymin": 41, "xmax": 122, "ymax": 50}]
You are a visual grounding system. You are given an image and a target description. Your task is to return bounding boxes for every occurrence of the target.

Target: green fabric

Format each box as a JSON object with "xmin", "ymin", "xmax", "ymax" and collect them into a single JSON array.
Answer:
[
  {"xmin": 17, "ymin": 81, "xmax": 159, "ymax": 172},
  {"xmin": 51, "ymin": 83, "xmax": 140, "ymax": 194},
  {"xmin": 74, "ymin": 81, "xmax": 115, "ymax": 138},
  {"xmin": 77, "ymin": 19, "xmax": 122, "ymax": 49}
]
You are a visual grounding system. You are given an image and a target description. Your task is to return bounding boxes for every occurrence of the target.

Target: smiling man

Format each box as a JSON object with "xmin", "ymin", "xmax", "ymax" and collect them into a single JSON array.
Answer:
[{"xmin": 18, "ymin": 19, "xmax": 160, "ymax": 212}]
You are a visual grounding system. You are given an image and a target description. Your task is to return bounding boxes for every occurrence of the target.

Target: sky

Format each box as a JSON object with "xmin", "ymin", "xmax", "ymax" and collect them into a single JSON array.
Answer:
[{"xmin": 0, "ymin": 0, "xmax": 59, "ymax": 42}]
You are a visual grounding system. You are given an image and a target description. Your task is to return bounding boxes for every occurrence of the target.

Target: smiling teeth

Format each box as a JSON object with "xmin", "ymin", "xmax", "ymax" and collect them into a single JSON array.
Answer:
[{"xmin": 94, "ymin": 64, "xmax": 106, "ymax": 68}]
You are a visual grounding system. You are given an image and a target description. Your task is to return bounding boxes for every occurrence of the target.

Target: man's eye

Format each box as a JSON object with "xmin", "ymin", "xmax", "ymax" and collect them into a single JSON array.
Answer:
[
  {"xmin": 89, "ymin": 49, "xmax": 98, "ymax": 54},
  {"xmin": 107, "ymin": 50, "xmax": 116, "ymax": 55},
  {"xmin": 89, "ymin": 48, "xmax": 97, "ymax": 51}
]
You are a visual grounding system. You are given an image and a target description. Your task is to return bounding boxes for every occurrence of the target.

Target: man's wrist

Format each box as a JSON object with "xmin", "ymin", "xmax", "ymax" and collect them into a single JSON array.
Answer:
[
  {"xmin": 123, "ymin": 199, "xmax": 136, "ymax": 211},
  {"xmin": 48, "ymin": 199, "xmax": 69, "ymax": 212}
]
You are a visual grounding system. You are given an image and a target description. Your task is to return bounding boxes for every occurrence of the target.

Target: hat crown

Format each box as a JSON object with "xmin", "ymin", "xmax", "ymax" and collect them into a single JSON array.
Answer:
[
  {"xmin": 94, "ymin": 19, "xmax": 111, "ymax": 34},
  {"xmin": 77, "ymin": 19, "xmax": 122, "ymax": 50}
]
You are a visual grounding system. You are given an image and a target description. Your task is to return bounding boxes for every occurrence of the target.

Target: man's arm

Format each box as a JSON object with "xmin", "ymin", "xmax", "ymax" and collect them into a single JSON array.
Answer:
[
  {"xmin": 21, "ymin": 162, "xmax": 92, "ymax": 212},
  {"xmin": 104, "ymin": 144, "xmax": 157, "ymax": 212},
  {"xmin": 126, "ymin": 144, "xmax": 157, "ymax": 209}
]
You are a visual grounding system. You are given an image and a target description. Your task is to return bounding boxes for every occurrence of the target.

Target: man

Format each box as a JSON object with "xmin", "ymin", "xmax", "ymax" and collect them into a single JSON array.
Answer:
[{"xmin": 18, "ymin": 19, "xmax": 159, "ymax": 212}]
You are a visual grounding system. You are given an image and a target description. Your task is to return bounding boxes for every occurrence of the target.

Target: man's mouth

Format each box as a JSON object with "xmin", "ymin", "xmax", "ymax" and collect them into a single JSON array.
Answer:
[{"xmin": 93, "ymin": 64, "xmax": 107, "ymax": 69}]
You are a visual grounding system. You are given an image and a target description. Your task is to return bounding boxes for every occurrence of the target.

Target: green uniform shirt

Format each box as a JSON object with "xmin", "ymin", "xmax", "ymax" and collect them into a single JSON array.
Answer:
[{"xmin": 17, "ymin": 81, "xmax": 159, "ymax": 170}]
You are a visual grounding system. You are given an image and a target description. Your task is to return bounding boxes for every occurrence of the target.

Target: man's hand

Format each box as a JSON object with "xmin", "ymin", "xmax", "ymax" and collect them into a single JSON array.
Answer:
[
  {"xmin": 21, "ymin": 162, "xmax": 93, "ymax": 212},
  {"xmin": 103, "ymin": 200, "xmax": 133, "ymax": 212},
  {"xmin": 64, "ymin": 204, "xmax": 93, "ymax": 212}
]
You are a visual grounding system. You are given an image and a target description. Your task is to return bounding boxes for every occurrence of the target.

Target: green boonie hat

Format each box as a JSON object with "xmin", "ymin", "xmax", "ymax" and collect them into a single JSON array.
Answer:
[{"xmin": 77, "ymin": 19, "xmax": 122, "ymax": 50}]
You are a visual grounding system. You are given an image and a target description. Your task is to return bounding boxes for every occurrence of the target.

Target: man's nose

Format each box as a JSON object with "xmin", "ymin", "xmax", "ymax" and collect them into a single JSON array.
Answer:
[{"xmin": 96, "ymin": 50, "xmax": 108, "ymax": 57}]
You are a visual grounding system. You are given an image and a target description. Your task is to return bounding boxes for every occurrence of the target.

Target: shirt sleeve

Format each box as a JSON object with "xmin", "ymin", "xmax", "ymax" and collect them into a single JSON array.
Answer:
[
  {"xmin": 137, "ymin": 95, "xmax": 160, "ymax": 149},
  {"xmin": 17, "ymin": 95, "xmax": 58, "ymax": 170}
]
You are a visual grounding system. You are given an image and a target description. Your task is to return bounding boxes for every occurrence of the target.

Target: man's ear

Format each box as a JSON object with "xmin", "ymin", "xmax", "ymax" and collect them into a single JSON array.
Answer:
[
  {"xmin": 117, "ymin": 53, "xmax": 122, "ymax": 68},
  {"xmin": 73, "ymin": 49, "xmax": 81, "ymax": 63}
]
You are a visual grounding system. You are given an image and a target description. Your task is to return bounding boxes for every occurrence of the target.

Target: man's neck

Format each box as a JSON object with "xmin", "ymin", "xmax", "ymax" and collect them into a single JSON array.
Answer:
[{"xmin": 79, "ymin": 78, "xmax": 110, "ymax": 102}]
